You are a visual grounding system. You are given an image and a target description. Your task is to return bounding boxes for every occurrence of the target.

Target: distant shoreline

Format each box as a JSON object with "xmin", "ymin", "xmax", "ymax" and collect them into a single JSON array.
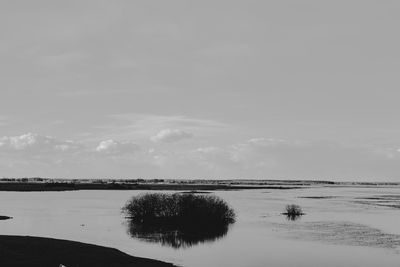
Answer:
[
  {"xmin": 0, "ymin": 178, "xmax": 398, "ymax": 192},
  {"xmin": 0, "ymin": 181, "xmax": 303, "ymax": 192},
  {"xmin": 0, "ymin": 235, "xmax": 175, "ymax": 267}
]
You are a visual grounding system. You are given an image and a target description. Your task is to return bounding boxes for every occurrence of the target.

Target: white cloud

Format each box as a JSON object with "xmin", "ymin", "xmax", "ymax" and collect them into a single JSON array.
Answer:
[
  {"xmin": 0, "ymin": 133, "xmax": 81, "ymax": 152},
  {"xmin": 246, "ymin": 137, "xmax": 287, "ymax": 146},
  {"xmin": 55, "ymin": 140, "xmax": 80, "ymax": 152},
  {"xmin": 95, "ymin": 139, "xmax": 140, "ymax": 154},
  {"xmin": 93, "ymin": 114, "xmax": 229, "ymax": 142},
  {"xmin": 151, "ymin": 129, "xmax": 193, "ymax": 143},
  {"xmin": 196, "ymin": 146, "xmax": 222, "ymax": 154},
  {"xmin": 0, "ymin": 133, "xmax": 37, "ymax": 150}
]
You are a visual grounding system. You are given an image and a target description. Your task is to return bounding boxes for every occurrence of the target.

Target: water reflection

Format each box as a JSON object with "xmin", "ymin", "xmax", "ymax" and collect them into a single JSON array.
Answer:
[
  {"xmin": 125, "ymin": 220, "xmax": 230, "ymax": 249},
  {"xmin": 285, "ymin": 213, "xmax": 303, "ymax": 221},
  {"xmin": 273, "ymin": 221, "xmax": 400, "ymax": 249}
]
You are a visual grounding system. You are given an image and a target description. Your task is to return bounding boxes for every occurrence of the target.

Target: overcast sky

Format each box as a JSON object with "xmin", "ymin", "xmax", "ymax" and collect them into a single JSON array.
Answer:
[{"xmin": 1, "ymin": 1, "xmax": 400, "ymax": 181}]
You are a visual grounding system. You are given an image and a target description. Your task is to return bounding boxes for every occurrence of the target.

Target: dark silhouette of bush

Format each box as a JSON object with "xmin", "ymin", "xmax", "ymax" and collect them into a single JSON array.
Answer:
[
  {"xmin": 283, "ymin": 204, "xmax": 304, "ymax": 221},
  {"xmin": 122, "ymin": 193, "xmax": 235, "ymax": 248}
]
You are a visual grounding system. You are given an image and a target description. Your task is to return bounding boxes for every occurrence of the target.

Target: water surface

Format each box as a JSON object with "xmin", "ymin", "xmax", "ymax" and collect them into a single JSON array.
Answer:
[{"xmin": 1, "ymin": 187, "xmax": 400, "ymax": 267}]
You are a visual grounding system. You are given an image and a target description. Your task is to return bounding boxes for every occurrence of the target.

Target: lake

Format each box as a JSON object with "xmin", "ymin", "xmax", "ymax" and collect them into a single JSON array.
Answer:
[{"xmin": 1, "ymin": 186, "xmax": 400, "ymax": 267}]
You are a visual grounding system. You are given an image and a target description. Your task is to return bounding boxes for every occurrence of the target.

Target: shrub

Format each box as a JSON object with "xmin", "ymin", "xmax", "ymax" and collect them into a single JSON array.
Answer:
[
  {"xmin": 123, "ymin": 193, "xmax": 235, "ymax": 227},
  {"xmin": 122, "ymin": 193, "xmax": 236, "ymax": 248},
  {"xmin": 283, "ymin": 204, "xmax": 304, "ymax": 221},
  {"xmin": 284, "ymin": 204, "xmax": 303, "ymax": 215}
]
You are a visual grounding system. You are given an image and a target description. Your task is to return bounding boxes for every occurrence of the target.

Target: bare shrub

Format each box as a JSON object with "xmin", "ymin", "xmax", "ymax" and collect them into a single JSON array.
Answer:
[
  {"xmin": 283, "ymin": 204, "xmax": 304, "ymax": 221},
  {"xmin": 122, "ymin": 193, "xmax": 236, "ymax": 248}
]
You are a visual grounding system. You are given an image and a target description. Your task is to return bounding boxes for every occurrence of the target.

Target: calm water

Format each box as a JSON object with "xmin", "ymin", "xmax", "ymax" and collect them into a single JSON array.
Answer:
[{"xmin": 1, "ymin": 187, "xmax": 400, "ymax": 267}]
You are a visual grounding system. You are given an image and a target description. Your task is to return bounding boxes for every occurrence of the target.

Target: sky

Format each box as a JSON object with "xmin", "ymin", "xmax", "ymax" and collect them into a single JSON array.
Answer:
[{"xmin": 1, "ymin": 1, "xmax": 400, "ymax": 181}]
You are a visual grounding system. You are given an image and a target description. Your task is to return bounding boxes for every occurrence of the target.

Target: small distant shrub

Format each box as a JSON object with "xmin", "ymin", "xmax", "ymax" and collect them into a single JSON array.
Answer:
[
  {"xmin": 122, "ymin": 193, "xmax": 236, "ymax": 248},
  {"xmin": 283, "ymin": 204, "xmax": 304, "ymax": 221},
  {"xmin": 284, "ymin": 204, "xmax": 303, "ymax": 215}
]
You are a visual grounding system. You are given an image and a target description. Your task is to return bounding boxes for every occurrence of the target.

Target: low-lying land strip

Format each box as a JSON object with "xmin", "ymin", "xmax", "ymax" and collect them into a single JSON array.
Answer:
[
  {"xmin": 1, "ymin": 178, "xmax": 399, "ymax": 192},
  {"xmin": 0, "ymin": 180, "xmax": 302, "ymax": 191},
  {"xmin": 0, "ymin": 235, "xmax": 175, "ymax": 267}
]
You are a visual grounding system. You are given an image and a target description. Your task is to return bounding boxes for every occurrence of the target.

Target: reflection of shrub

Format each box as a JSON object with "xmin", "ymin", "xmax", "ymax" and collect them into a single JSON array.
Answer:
[
  {"xmin": 283, "ymin": 204, "xmax": 304, "ymax": 221},
  {"xmin": 122, "ymin": 193, "xmax": 235, "ymax": 248},
  {"xmin": 126, "ymin": 221, "xmax": 230, "ymax": 249}
]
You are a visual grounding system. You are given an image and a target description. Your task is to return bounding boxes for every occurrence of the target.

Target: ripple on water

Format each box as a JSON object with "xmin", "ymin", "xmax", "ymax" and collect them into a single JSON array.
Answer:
[{"xmin": 273, "ymin": 221, "xmax": 400, "ymax": 250}]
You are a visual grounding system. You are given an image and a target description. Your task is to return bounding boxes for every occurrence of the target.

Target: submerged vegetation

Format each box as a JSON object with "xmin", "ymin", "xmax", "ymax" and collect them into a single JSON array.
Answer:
[
  {"xmin": 122, "ymin": 193, "xmax": 236, "ymax": 248},
  {"xmin": 283, "ymin": 204, "xmax": 304, "ymax": 221}
]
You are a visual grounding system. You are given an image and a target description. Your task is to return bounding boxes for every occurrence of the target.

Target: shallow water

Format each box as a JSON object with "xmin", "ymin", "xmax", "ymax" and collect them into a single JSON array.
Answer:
[{"xmin": 1, "ymin": 187, "xmax": 400, "ymax": 267}]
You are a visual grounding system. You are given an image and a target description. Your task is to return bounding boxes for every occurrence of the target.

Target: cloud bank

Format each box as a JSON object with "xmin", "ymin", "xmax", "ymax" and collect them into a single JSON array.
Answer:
[
  {"xmin": 1, "ymin": 133, "xmax": 400, "ymax": 181},
  {"xmin": 95, "ymin": 139, "xmax": 140, "ymax": 155},
  {"xmin": 0, "ymin": 133, "xmax": 81, "ymax": 153}
]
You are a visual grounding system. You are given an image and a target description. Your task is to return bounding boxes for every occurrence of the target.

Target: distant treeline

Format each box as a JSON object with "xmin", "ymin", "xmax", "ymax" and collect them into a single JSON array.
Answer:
[
  {"xmin": 0, "ymin": 178, "xmax": 399, "ymax": 187},
  {"xmin": 0, "ymin": 178, "xmax": 165, "ymax": 184}
]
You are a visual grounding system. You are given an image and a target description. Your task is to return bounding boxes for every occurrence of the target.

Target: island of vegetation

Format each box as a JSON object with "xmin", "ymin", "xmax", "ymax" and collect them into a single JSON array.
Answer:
[{"xmin": 123, "ymin": 193, "xmax": 236, "ymax": 248}]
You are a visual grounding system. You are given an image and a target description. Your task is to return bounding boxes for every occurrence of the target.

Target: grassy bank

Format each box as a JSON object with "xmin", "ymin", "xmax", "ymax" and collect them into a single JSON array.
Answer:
[{"xmin": 0, "ymin": 235, "xmax": 175, "ymax": 267}]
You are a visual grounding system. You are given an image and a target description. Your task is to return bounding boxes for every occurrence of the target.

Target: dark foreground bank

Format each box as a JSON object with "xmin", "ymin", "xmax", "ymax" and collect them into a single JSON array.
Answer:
[{"xmin": 0, "ymin": 235, "xmax": 175, "ymax": 267}]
